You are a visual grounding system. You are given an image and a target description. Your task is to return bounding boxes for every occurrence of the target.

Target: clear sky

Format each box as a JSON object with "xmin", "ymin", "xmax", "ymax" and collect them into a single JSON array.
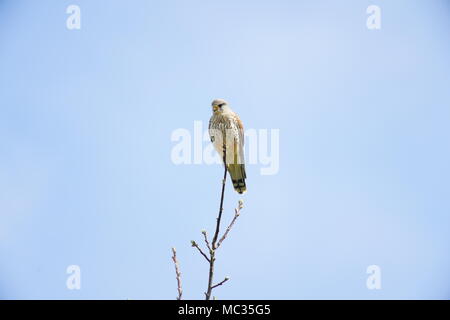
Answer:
[{"xmin": 1, "ymin": 0, "xmax": 450, "ymax": 299}]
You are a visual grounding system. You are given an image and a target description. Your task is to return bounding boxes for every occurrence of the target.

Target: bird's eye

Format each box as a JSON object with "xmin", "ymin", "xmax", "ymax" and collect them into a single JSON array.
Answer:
[{"xmin": 218, "ymin": 103, "xmax": 224, "ymax": 108}]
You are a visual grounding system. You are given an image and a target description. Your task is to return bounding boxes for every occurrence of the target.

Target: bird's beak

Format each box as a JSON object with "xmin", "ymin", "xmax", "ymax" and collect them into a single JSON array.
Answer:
[{"xmin": 213, "ymin": 105, "xmax": 219, "ymax": 112}]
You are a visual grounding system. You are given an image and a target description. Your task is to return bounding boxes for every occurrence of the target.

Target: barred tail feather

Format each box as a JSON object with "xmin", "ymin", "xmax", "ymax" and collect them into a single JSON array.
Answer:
[{"xmin": 227, "ymin": 164, "xmax": 247, "ymax": 194}]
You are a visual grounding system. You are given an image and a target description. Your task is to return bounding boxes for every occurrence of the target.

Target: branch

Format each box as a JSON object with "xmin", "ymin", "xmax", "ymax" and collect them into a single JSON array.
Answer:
[
  {"xmin": 211, "ymin": 156, "xmax": 228, "ymax": 249},
  {"xmin": 171, "ymin": 247, "xmax": 182, "ymax": 300},
  {"xmin": 202, "ymin": 230, "xmax": 211, "ymax": 251},
  {"xmin": 216, "ymin": 200, "xmax": 244, "ymax": 249},
  {"xmin": 191, "ymin": 240, "xmax": 210, "ymax": 263},
  {"xmin": 173, "ymin": 129, "xmax": 245, "ymax": 300},
  {"xmin": 205, "ymin": 143, "xmax": 228, "ymax": 300},
  {"xmin": 212, "ymin": 277, "xmax": 230, "ymax": 289}
]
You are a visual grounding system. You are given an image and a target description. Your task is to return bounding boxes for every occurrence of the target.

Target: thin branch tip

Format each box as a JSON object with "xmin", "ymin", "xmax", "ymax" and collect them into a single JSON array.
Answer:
[
  {"xmin": 212, "ymin": 277, "xmax": 230, "ymax": 289},
  {"xmin": 191, "ymin": 240, "xmax": 211, "ymax": 262},
  {"xmin": 202, "ymin": 230, "xmax": 211, "ymax": 251},
  {"xmin": 216, "ymin": 201, "xmax": 244, "ymax": 249},
  {"xmin": 171, "ymin": 247, "xmax": 183, "ymax": 300}
]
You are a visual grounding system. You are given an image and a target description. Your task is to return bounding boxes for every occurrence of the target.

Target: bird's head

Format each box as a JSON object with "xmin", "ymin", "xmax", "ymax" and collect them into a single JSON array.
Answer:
[{"xmin": 211, "ymin": 98, "xmax": 229, "ymax": 114}]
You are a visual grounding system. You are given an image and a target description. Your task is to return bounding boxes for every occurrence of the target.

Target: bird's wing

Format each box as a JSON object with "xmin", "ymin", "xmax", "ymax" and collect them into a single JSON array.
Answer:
[
  {"xmin": 234, "ymin": 113, "xmax": 245, "ymax": 165},
  {"xmin": 235, "ymin": 113, "xmax": 244, "ymax": 145},
  {"xmin": 208, "ymin": 116, "xmax": 215, "ymax": 143}
]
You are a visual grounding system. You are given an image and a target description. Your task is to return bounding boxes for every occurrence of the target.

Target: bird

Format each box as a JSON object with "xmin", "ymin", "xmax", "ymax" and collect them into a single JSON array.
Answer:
[{"xmin": 208, "ymin": 99, "xmax": 247, "ymax": 194}]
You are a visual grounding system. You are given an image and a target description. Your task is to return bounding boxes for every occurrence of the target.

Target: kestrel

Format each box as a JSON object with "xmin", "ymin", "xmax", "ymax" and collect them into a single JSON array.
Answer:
[{"xmin": 209, "ymin": 99, "xmax": 247, "ymax": 194}]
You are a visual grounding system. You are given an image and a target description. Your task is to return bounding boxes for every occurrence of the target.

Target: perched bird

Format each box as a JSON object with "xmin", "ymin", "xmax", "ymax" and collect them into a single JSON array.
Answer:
[{"xmin": 208, "ymin": 99, "xmax": 247, "ymax": 194}]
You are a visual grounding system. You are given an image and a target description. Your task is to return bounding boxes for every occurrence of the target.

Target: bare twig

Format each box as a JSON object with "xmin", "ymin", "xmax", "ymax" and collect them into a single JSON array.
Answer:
[
  {"xmin": 216, "ymin": 200, "xmax": 244, "ymax": 249},
  {"xmin": 212, "ymin": 277, "xmax": 230, "ymax": 289},
  {"xmin": 171, "ymin": 247, "xmax": 182, "ymax": 300},
  {"xmin": 202, "ymin": 230, "xmax": 211, "ymax": 251},
  {"xmin": 191, "ymin": 240, "xmax": 210, "ymax": 263}
]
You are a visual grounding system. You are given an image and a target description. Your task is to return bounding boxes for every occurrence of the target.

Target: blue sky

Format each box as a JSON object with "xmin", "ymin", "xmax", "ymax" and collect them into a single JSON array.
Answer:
[{"xmin": 1, "ymin": 0, "xmax": 450, "ymax": 299}]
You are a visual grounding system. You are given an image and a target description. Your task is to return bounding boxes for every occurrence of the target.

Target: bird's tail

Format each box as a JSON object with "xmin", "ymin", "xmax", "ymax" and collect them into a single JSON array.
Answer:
[{"xmin": 227, "ymin": 164, "xmax": 247, "ymax": 194}]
